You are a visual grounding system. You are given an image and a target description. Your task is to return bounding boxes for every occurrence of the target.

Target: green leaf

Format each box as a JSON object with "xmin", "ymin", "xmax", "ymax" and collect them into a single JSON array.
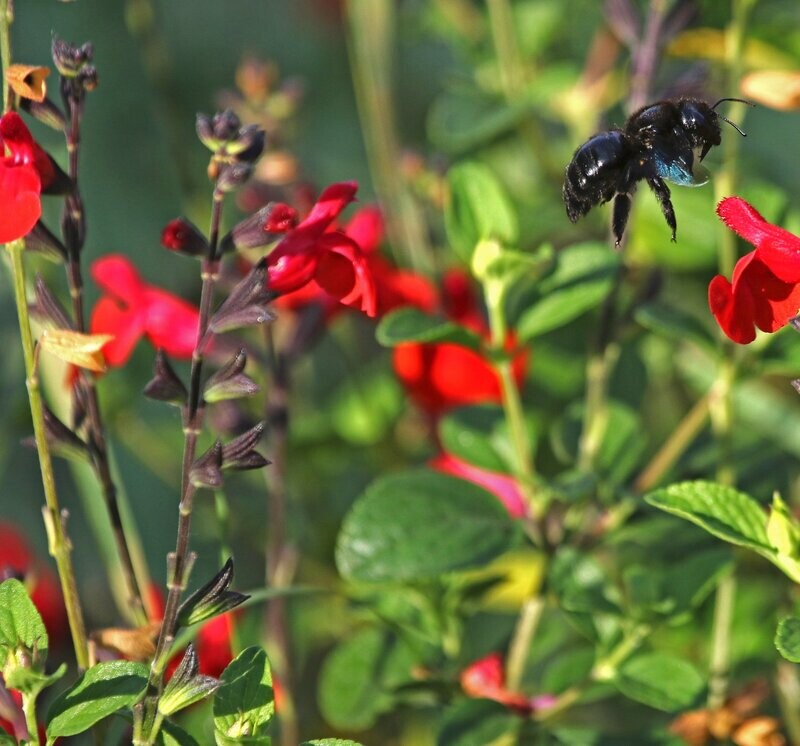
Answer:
[
  {"xmin": 634, "ymin": 302, "xmax": 715, "ymax": 350},
  {"xmin": 0, "ymin": 733, "xmax": 15, "ymax": 746},
  {"xmin": 515, "ymin": 243, "xmax": 620, "ymax": 340},
  {"xmin": 549, "ymin": 548, "xmax": 620, "ymax": 616},
  {"xmin": 213, "ymin": 646, "xmax": 274, "ymax": 744},
  {"xmin": 614, "ymin": 653, "xmax": 704, "ymax": 712},
  {"xmin": 645, "ymin": 481, "xmax": 773, "ymax": 555},
  {"xmin": 376, "ymin": 307, "xmax": 482, "ymax": 350},
  {"xmin": 775, "ymin": 616, "xmax": 800, "ymax": 662},
  {"xmin": 302, "ymin": 741, "xmax": 365, "ymax": 746},
  {"xmin": 157, "ymin": 720, "xmax": 201, "ymax": 746},
  {"xmin": 0, "ymin": 578, "xmax": 48, "ymax": 664},
  {"xmin": 438, "ymin": 699, "xmax": 520, "ymax": 746},
  {"xmin": 46, "ymin": 661, "xmax": 148, "ymax": 739},
  {"xmin": 428, "ymin": 88, "xmax": 531, "ymax": 155},
  {"xmin": 438, "ymin": 405, "xmax": 513, "ymax": 473},
  {"xmin": 336, "ymin": 469, "xmax": 518, "ymax": 582},
  {"xmin": 444, "ymin": 162, "xmax": 518, "ymax": 262},
  {"xmin": 330, "ymin": 366, "xmax": 404, "ymax": 445},
  {"xmin": 318, "ymin": 627, "xmax": 414, "ymax": 731},
  {"xmin": 660, "ymin": 549, "xmax": 734, "ymax": 620},
  {"xmin": 6, "ymin": 661, "xmax": 66, "ymax": 697}
]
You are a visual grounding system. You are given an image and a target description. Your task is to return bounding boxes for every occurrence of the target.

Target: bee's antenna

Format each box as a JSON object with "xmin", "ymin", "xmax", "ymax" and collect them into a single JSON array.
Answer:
[
  {"xmin": 719, "ymin": 115, "xmax": 747, "ymax": 137},
  {"xmin": 712, "ymin": 97, "xmax": 756, "ymax": 109}
]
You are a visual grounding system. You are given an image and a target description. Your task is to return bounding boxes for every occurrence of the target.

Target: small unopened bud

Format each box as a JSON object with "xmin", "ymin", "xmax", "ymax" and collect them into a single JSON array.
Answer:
[
  {"xmin": 226, "ymin": 125, "xmax": 265, "ymax": 163},
  {"xmin": 161, "ymin": 218, "xmax": 209, "ymax": 257},
  {"xmin": 196, "ymin": 113, "xmax": 216, "ymax": 150},
  {"xmin": 25, "ymin": 222, "xmax": 67, "ymax": 262},
  {"xmin": 219, "ymin": 203, "xmax": 294, "ymax": 254},
  {"xmin": 190, "ymin": 441, "xmax": 223, "ymax": 489},
  {"xmin": 51, "ymin": 35, "xmax": 93, "ymax": 77},
  {"xmin": 20, "ymin": 97, "xmax": 67, "ymax": 131},
  {"xmin": 204, "ymin": 349, "xmax": 259, "ymax": 403},
  {"xmin": 222, "ymin": 423, "xmax": 269, "ymax": 471},
  {"xmin": 77, "ymin": 65, "xmax": 99, "ymax": 92},
  {"xmin": 22, "ymin": 406, "xmax": 89, "ymax": 463},
  {"xmin": 177, "ymin": 558, "xmax": 249, "ymax": 628},
  {"xmin": 207, "ymin": 259, "xmax": 276, "ymax": 335},
  {"xmin": 216, "ymin": 162, "xmax": 254, "ymax": 192},
  {"xmin": 159, "ymin": 645, "xmax": 221, "ymax": 717},
  {"xmin": 143, "ymin": 350, "xmax": 188, "ymax": 406},
  {"xmin": 30, "ymin": 275, "xmax": 73, "ymax": 330},
  {"xmin": 212, "ymin": 109, "xmax": 241, "ymax": 140}
]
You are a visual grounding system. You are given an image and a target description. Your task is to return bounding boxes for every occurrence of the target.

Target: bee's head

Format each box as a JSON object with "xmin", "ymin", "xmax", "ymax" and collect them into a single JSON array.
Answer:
[{"xmin": 678, "ymin": 100, "xmax": 722, "ymax": 160}]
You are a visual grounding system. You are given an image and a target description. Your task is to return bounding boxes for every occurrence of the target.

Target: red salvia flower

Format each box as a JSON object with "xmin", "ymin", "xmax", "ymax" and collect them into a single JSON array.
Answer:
[
  {"xmin": 89, "ymin": 254, "xmax": 200, "ymax": 366},
  {"xmin": 709, "ymin": 196, "xmax": 800, "ymax": 344},
  {"xmin": 460, "ymin": 653, "xmax": 536, "ymax": 715},
  {"xmin": 393, "ymin": 269, "xmax": 528, "ymax": 416},
  {"xmin": 431, "ymin": 454, "xmax": 527, "ymax": 519},
  {"xmin": 0, "ymin": 112, "xmax": 42, "ymax": 243},
  {"xmin": 0, "ymin": 522, "xmax": 67, "ymax": 643},
  {"xmin": 265, "ymin": 181, "xmax": 377, "ymax": 316}
]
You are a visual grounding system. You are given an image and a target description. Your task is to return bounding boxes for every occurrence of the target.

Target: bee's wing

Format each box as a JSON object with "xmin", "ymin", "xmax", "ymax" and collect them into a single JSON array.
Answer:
[{"xmin": 652, "ymin": 138, "xmax": 710, "ymax": 187}]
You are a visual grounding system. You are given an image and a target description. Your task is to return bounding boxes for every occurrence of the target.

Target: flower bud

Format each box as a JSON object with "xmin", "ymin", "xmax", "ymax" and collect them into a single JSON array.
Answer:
[
  {"xmin": 25, "ymin": 222, "xmax": 67, "ymax": 263},
  {"xmin": 161, "ymin": 217, "xmax": 209, "ymax": 258},
  {"xmin": 216, "ymin": 162, "xmax": 254, "ymax": 192},
  {"xmin": 204, "ymin": 349, "xmax": 259, "ymax": 403},
  {"xmin": 159, "ymin": 645, "xmax": 221, "ymax": 717},
  {"xmin": 30, "ymin": 275, "xmax": 73, "ymax": 330},
  {"xmin": 225, "ymin": 124, "xmax": 264, "ymax": 162},
  {"xmin": 176, "ymin": 558, "xmax": 249, "ymax": 628},
  {"xmin": 221, "ymin": 423, "xmax": 269, "ymax": 471},
  {"xmin": 20, "ymin": 97, "xmax": 67, "ymax": 131},
  {"xmin": 219, "ymin": 202, "xmax": 295, "ymax": 254},
  {"xmin": 212, "ymin": 109, "xmax": 241, "ymax": 140},
  {"xmin": 22, "ymin": 405, "xmax": 89, "ymax": 463},
  {"xmin": 51, "ymin": 35, "xmax": 93, "ymax": 77},
  {"xmin": 208, "ymin": 259, "xmax": 276, "ymax": 335},
  {"xmin": 143, "ymin": 350, "xmax": 188, "ymax": 406},
  {"xmin": 196, "ymin": 113, "xmax": 216, "ymax": 150},
  {"xmin": 190, "ymin": 441, "xmax": 223, "ymax": 489}
]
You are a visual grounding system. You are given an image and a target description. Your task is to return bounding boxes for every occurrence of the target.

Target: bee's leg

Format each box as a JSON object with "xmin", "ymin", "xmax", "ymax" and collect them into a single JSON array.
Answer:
[
  {"xmin": 646, "ymin": 176, "xmax": 677, "ymax": 242},
  {"xmin": 612, "ymin": 192, "xmax": 632, "ymax": 247}
]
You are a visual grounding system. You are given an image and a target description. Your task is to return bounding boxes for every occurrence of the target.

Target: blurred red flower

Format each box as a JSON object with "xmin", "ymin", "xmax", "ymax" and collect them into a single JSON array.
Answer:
[
  {"xmin": 0, "ymin": 522, "xmax": 66, "ymax": 643},
  {"xmin": 89, "ymin": 254, "xmax": 200, "ymax": 366},
  {"xmin": 460, "ymin": 653, "xmax": 534, "ymax": 715},
  {"xmin": 265, "ymin": 182, "xmax": 376, "ymax": 316},
  {"xmin": 431, "ymin": 454, "xmax": 527, "ymax": 519},
  {"xmin": 393, "ymin": 270, "xmax": 528, "ymax": 415},
  {"xmin": 709, "ymin": 196, "xmax": 800, "ymax": 344},
  {"xmin": 0, "ymin": 112, "xmax": 43, "ymax": 243}
]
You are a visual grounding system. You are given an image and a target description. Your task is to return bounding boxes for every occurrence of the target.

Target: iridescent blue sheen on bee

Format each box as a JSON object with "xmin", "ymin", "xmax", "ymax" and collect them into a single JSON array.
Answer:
[{"xmin": 562, "ymin": 98, "xmax": 748, "ymax": 245}]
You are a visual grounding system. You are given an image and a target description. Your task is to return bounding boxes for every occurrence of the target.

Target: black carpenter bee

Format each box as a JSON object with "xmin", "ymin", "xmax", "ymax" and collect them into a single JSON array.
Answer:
[{"xmin": 562, "ymin": 98, "xmax": 750, "ymax": 246}]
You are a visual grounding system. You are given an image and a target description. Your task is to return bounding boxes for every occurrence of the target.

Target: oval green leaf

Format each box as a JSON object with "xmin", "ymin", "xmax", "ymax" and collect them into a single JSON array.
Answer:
[
  {"xmin": 336, "ymin": 469, "xmax": 518, "ymax": 582},
  {"xmin": 0, "ymin": 578, "xmax": 48, "ymax": 664},
  {"xmin": 438, "ymin": 405, "xmax": 512, "ymax": 473},
  {"xmin": 615, "ymin": 653, "xmax": 704, "ymax": 712},
  {"xmin": 776, "ymin": 616, "xmax": 800, "ymax": 663},
  {"xmin": 376, "ymin": 307, "xmax": 482, "ymax": 350},
  {"xmin": 46, "ymin": 661, "xmax": 148, "ymax": 739}
]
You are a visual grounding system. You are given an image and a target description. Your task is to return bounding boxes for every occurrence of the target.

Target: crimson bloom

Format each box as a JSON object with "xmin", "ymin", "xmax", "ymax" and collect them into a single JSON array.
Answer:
[
  {"xmin": 274, "ymin": 201, "xmax": 436, "ymax": 318},
  {"xmin": 460, "ymin": 653, "xmax": 554, "ymax": 716},
  {"xmin": 89, "ymin": 255, "xmax": 200, "ymax": 366},
  {"xmin": 394, "ymin": 270, "xmax": 528, "ymax": 415},
  {"xmin": 709, "ymin": 196, "xmax": 800, "ymax": 344},
  {"xmin": 431, "ymin": 453, "xmax": 527, "ymax": 519},
  {"xmin": 0, "ymin": 112, "xmax": 44, "ymax": 243},
  {"xmin": 264, "ymin": 181, "xmax": 376, "ymax": 316}
]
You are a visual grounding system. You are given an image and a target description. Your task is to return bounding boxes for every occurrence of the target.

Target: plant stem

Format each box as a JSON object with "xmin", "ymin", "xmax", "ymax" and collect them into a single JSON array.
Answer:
[
  {"xmin": 345, "ymin": 0, "xmax": 433, "ymax": 274},
  {"xmin": 707, "ymin": 571, "xmax": 735, "ymax": 709},
  {"xmin": 505, "ymin": 594, "xmax": 544, "ymax": 691},
  {"xmin": 262, "ymin": 324, "xmax": 300, "ymax": 746},
  {"xmin": 633, "ymin": 392, "xmax": 711, "ymax": 492},
  {"xmin": 138, "ymin": 189, "xmax": 224, "ymax": 744},
  {"xmin": 62, "ymin": 88, "xmax": 148, "ymax": 626},
  {"xmin": 486, "ymin": 0, "xmax": 524, "ymax": 99},
  {"xmin": 776, "ymin": 662, "xmax": 800, "ymax": 745},
  {"xmin": 9, "ymin": 241, "xmax": 90, "ymax": 669},
  {"xmin": 21, "ymin": 692, "xmax": 39, "ymax": 746},
  {"xmin": 0, "ymin": 0, "xmax": 10, "ymax": 112}
]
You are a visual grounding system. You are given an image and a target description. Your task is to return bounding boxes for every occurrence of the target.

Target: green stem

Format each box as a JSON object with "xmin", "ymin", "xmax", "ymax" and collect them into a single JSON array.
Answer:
[
  {"xmin": 0, "ymin": 0, "xmax": 9, "ymax": 113},
  {"xmin": 486, "ymin": 0, "xmax": 524, "ymax": 99},
  {"xmin": 22, "ymin": 691, "xmax": 39, "ymax": 746},
  {"xmin": 633, "ymin": 392, "xmax": 711, "ymax": 492},
  {"xmin": 505, "ymin": 594, "xmax": 544, "ymax": 691},
  {"xmin": 578, "ymin": 343, "xmax": 620, "ymax": 472},
  {"xmin": 707, "ymin": 572, "xmax": 735, "ymax": 709},
  {"xmin": 8, "ymin": 241, "xmax": 90, "ymax": 669},
  {"xmin": 345, "ymin": 0, "xmax": 433, "ymax": 273}
]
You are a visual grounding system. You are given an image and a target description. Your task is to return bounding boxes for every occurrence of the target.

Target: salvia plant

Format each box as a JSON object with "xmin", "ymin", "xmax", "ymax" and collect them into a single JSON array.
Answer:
[{"xmin": 4, "ymin": 0, "xmax": 800, "ymax": 745}]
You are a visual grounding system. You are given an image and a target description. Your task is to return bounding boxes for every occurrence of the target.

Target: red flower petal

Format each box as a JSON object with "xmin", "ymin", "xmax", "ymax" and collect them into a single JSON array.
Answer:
[
  {"xmin": 431, "ymin": 454, "xmax": 527, "ymax": 518},
  {"xmin": 141, "ymin": 288, "xmax": 199, "ymax": 358},
  {"xmin": 314, "ymin": 233, "xmax": 376, "ymax": 316},
  {"xmin": 91, "ymin": 255, "xmax": 146, "ymax": 305},
  {"xmin": 90, "ymin": 296, "xmax": 145, "ymax": 366},
  {"xmin": 344, "ymin": 205, "xmax": 384, "ymax": 255},
  {"xmin": 0, "ymin": 159, "xmax": 40, "ymax": 243}
]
